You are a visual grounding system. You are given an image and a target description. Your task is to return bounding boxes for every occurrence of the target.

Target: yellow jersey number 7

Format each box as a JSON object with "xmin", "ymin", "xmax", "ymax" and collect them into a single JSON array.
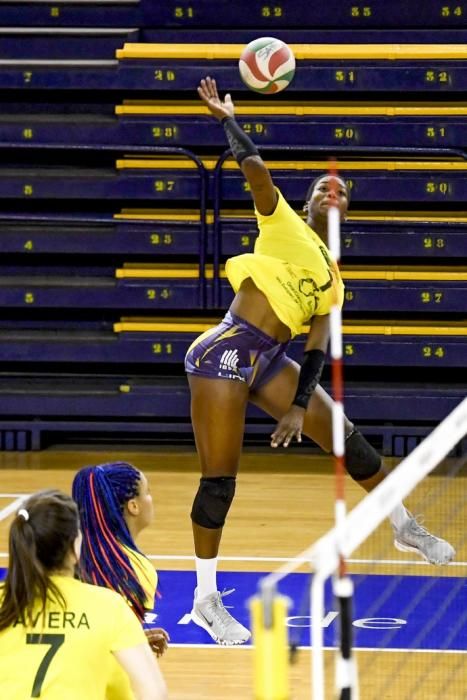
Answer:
[{"xmin": 27, "ymin": 633, "xmax": 65, "ymax": 697}]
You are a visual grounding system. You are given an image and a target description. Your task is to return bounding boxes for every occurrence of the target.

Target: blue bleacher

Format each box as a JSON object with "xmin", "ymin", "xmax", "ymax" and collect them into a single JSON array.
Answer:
[
  {"xmin": 0, "ymin": 321, "xmax": 464, "ymax": 368},
  {"xmin": 2, "ymin": 110, "xmax": 467, "ymax": 150},
  {"xmin": 0, "ymin": 373, "xmax": 464, "ymax": 453},
  {"xmin": 2, "ymin": 0, "xmax": 467, "ymax": 29},
  {"xmin": 0, "ymin": 165, "xmax": 201, "ymax": 201},
  {"xmin": 0, "ymin": 27, "xmax": 139, "ymax": 59},
  {"xmin": 0, "ymin": 6, "xmax": 465, "ymax": 450},
  {"xmin": 0, "ymin": 214, "xmax": 203, "ymax": 255},
  {"xmin": 0, "ymin": 1, "xmax": 141, "ymax": 28},
  {"xmin": 0, "ymin": 59, "xmax": 466, "ymax": 93},
  {"xmin": 218, "ymin": 216, "xmax": 467, "ymax": 259},
  {"xmin": 0, "ymin": 158, "xmax": 466, "ymax": 204},
  {"xmin": 215, "ymin": 160, "xmax": 467, "ymax": 204},
  {"xmin": 1, "ymin": 213, "xmax": 465, "ymax": 259}
]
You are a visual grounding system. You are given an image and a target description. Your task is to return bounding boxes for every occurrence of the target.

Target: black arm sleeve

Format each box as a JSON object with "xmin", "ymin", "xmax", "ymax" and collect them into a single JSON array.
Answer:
[
  {"xmin": 222, "ymin": 116, "xmax": 259, "ymax": 165},
  {"xmin": 292, "ymin": 349, "xmax": 326, "ymax": 409}
]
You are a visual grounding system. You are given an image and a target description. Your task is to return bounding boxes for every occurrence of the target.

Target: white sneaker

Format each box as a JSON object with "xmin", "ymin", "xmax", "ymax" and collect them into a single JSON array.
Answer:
[
  {"xmin": 393, "ymin": 515, "xmax": 455, "ymax": 565},
  {"xmin": 191, "ymin": 589, "xmax": 251, "ymax": 645}
]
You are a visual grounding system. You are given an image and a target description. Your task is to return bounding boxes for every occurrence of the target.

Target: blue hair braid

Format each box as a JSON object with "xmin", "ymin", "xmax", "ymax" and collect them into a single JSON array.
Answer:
[{"xmin": 72, "ymin": 461, "xmax": 149, "ymax": 622}]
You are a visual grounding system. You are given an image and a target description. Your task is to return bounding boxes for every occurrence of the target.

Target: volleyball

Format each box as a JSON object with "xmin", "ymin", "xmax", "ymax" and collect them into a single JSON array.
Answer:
[{"xmin": 239, "ymin": 37, "xmax": 296, "ymax": 94}]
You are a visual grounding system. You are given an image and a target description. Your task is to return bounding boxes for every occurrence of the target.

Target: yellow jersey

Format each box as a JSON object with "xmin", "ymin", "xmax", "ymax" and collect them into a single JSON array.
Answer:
[
  {"xmin": 125, "ymin": 547, "xmax": 158, "ymax": 611},
  {"xmin": 106, "ymin": 548, "xmax": 158, "ymax": 700},
  {"xmin": 0, "ymin": 575, "xmax": 147, "ymax": 700},
  {"xmin": 225, "ymin": 188, "xmax": 344, "ymax": 337}
]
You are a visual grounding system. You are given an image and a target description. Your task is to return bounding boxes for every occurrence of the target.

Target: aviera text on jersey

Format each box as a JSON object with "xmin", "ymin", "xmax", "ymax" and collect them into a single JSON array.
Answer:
[{"xmin": 13, "ymin": 610, "xmax": 90, "ymax": 629}]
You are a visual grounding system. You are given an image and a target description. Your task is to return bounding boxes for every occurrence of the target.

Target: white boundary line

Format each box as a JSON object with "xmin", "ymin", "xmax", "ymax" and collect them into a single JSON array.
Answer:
[
  {"xmin": 0, "ymin": 494, "xmax": 30, "ymax": 499},
  {"xmin": 0, "ymin": 496, "xmax": 28, "ymax": 522},
  {"xmin": 143, "ymin": 554, "xmax": 467, "ymax": 567},
  {"xmin": 0, "ymin": 551, "xmax": 465, "ymax": 566},
  {"xmin": 164, "ymin": 643, "xmax": 467, "ymax": 654}
]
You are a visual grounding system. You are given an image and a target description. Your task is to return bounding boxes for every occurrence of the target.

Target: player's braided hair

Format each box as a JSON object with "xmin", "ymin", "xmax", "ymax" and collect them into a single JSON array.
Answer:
[{"xmin": 72, "ymin": 462, "xmax": 148, "ymax": 622}]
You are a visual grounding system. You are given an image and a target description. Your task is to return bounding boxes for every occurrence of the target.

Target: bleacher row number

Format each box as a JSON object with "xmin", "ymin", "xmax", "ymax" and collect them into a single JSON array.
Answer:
[
  {"xmin": 335, "ymin": 71, "xmax": 356, "ymax": 84},
  {"xmin": 152, "ymin": 126, "xmax": 179, "ymax": 140},
  {"xmin": 261, "ymin": 6, "xmax": 283, "ymax": 17},
  {"xmin": 154, "ymin": 71, "xmax": 176, "ymax": 82},
  {"xmin": 242, "ymin": 123, "xmax": 267, "ymax": 136},
  {"xmin": 423, "ymin": 237, "xmax": 446, "ymax": 249},
  {"xmin": 426, "ymin": 182, "xmax": 452, "ymax": 195},
  {"xmin": 174, "ymin": 7, "xmax": 194, "ymax": 18},
  {"xmin": 426, "ymin": 127, "xmax": 447, "ymax": 139},
  {"xmin": 350, "ymin": 6, "xmax": 372, "ymax": 17},
  {"xmin": 152, "ymin": 343, "xmax": 173, "ymax": 355},
  {"xmin": 425, "ymin": 71, "xmax": 451, "ymax": 83},
  {"xmin": 440, "ymin": 5, "xmax": 463, "ymax": 16},
  {"xmin": 154, "ymin": 180, "xmax": 175, "ymax": 192},
  {"xmin": 421, "ymin": 291, "xmax": 444, "ymax": 303},
  {"xmin": 334, "ymin": 128, "xmax": 357, "ymax": 140},
  {"xmin": 146, "ymin": 289, "xmax": 172, "ymax": 300},
  {"xmin": 150, "ymin": 234, "xmax": 173, "ymax": 246},
  {"xmin": 422, "ymin": 346, "xmax": 446, "ymax": 358}
]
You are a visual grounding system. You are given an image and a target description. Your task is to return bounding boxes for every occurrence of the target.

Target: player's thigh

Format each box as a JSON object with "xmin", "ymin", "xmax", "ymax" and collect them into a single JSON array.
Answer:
[
  {"xmin": 188, "ymin": 375, "xmax": 249, "ymax": 474},
  {"xmin": 250, "ymin": 359, "xmax": 353, "ymax": 452}
]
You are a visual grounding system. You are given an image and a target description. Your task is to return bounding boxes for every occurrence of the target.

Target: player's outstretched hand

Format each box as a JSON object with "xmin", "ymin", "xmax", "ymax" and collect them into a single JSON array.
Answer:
[
  {"xmin": 145, "ymin": 628, "xmax": 170, "ymax": 657},
  {"xmin": 198, "ymin": 76, "xmax": 235, "ymax": 121},
  {"xmin": 271, "ymin": 405, "xmax": 305, "ymax": 448}
]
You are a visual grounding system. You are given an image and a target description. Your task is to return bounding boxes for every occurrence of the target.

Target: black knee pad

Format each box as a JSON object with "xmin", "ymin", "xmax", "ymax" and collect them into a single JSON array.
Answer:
[
  {"xmin": 191, "ymin": 476, "xmax": 236, "ymax": 529},
  {"xmin": 345, "ymin": 429, "xmax": 382, "ymax": 481}
]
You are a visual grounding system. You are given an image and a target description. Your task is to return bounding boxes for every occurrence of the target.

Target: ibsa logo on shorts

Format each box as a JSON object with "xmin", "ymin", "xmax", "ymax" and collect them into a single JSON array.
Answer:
[{"xmin": 219, "ymin": 349, "xmax": 241, "ymax": 378}]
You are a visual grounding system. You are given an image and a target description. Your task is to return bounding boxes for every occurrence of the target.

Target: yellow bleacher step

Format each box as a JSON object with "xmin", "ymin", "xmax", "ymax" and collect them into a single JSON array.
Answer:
[
  {"xmin": 114, "ymin": 210, "xmax": 212, "ymax": 223},
  {"xmin": 115, "ymin": 265, "xmax": 467, "ymax": 282},
  {"xmin": 113, "ymin": 209, "xmax": 467, "ymax": 224},
  {"xmin": 116, "ymin": 43, "xmax": 467, "ymax": 61},
  {"xmin": 116, "ymin": 158, "xmax": 467, "ymax": 171},
  {"xmin": 114, "ymin": 318, "xmax": 467, "ymax": 336},
  {"xmin": 116, "ymin": 103, "xmax": 467, "ymax": 117}
]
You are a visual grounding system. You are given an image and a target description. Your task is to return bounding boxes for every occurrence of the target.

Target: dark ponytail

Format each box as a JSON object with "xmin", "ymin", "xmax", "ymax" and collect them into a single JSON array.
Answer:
[{"xmin": 0, "ymin": 490, "xmax": 79, "ymax": 631}]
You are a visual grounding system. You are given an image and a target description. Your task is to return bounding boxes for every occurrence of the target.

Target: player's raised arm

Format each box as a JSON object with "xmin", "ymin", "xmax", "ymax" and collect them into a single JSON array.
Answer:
[{"xmin": 197, "ymin": 76, "xmax": 277, "ymax": 215}]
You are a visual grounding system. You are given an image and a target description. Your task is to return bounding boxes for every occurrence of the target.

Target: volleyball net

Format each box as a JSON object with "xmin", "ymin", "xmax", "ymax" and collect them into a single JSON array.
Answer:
[{"xmin": 250, "ymin": 395, "xmax": 467, "ymax": 699}]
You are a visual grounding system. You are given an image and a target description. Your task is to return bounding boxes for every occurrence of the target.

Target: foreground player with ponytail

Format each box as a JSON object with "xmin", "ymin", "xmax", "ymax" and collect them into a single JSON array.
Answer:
[{"xmin": 0, "ymin": 489, "xmax": 167, "ymax": 700}]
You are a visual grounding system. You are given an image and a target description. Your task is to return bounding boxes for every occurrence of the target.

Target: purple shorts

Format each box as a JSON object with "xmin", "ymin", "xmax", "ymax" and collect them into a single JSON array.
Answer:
[{"xmin": 185, "ymin": 311, "xmax": 292, "ymax": 390}]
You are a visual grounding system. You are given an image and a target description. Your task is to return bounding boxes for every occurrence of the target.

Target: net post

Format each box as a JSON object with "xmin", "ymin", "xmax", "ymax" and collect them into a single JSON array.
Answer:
[
  {"xmin": 328, "ymin": 160, "xmax": 358, "ymax": 698},
  {"xmin": 311, "ymin": 569, "xmax": 326, "ymax": 700},
  {"xmin": 250, "ymin": 579, "xmax": 291, "ymax": 700},
  {"xmin": 333, "ymin": 576, "xmax": 359, "ymax": 700}
]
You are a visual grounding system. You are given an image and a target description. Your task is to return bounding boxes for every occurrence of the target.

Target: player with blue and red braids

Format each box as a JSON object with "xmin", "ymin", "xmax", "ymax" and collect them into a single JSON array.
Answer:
[{"xmin": 72, "ymin": 462, "xmax": 169, "ymax": 700}]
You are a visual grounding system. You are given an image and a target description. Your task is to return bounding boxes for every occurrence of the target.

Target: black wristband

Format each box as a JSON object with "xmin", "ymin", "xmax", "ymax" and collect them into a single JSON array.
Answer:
[
  {"xmin": 292, "ymin": 349, "xmax": 326, "ymax": 409},
  {"xmin": 222, "ymin": 116, "xmax": 259, "ymax": 165}
]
